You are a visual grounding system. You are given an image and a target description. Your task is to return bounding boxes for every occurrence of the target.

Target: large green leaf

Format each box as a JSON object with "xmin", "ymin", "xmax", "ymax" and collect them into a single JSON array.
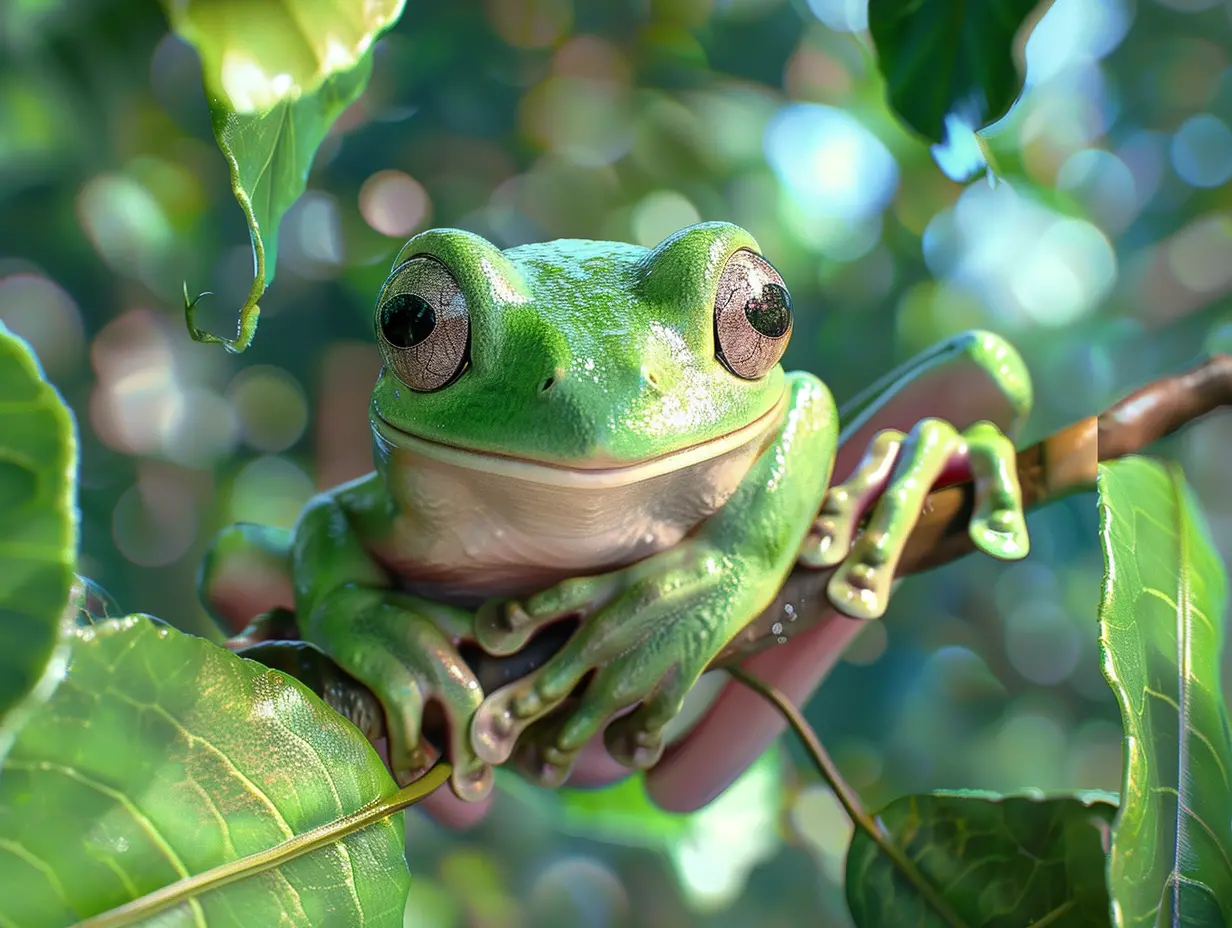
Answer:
[
  {"xmin": 162, "ymin": 0, "xmax": 406, "ymax": 352},
  {"xmin": 867, "ymin": 0, "xmax": 1044, "ymax": 144},
  {"xmin": 0, "ymin": 615, "xmax": 414, "ymax": 927},
  {"xmin": 1096, "ymin": 457, "xmax": 1232, "ymax": 927},
  {"xmin": 0, "ymin": 322, "xmax": 76, "ymax": 761},
  {"xmin": 845, "ymin": 790, "xmax": 1117, "ymax": 927}
]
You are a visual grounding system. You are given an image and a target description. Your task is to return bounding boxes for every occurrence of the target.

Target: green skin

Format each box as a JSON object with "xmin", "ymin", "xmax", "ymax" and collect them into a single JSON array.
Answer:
[{"xmin": 200, "ymin": 222, "xmax": 1032, "ymax": 802}]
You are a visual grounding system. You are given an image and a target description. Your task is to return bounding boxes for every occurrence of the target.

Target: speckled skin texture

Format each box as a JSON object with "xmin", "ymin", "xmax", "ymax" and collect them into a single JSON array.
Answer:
[{"xmin": 199, "ymin": 222, "xmax": 1032, "ymax": 805}]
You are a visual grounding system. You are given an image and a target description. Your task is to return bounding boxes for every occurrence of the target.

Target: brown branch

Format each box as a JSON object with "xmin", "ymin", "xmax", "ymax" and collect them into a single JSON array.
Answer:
[{"xmin": 237, "ymin": 354, "xmax": 1232, "ymax": 745}]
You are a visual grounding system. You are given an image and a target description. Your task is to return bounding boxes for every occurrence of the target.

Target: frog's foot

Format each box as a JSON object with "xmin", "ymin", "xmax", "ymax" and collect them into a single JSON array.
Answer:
[
  {"xmin": 473, "ymin": 573, "xmax": 627, "ymax": 656},
  {"xmin": 309, "ymin": 591, "xmax": 494, "ymax": 802},
  {"xmin": 799, "ymin": 418, "xmax": 1028, "ymax": 620},
  {"xmin": 506, "ymin": 654, "xmax": 696, "ymax": 788},
  {"xmin": 798, "ymin": 429, "xmax": 905, "ymax": 568},
  {"xmin": 470, "ymin": 552, "xmax": 721, "ymax": 777}
]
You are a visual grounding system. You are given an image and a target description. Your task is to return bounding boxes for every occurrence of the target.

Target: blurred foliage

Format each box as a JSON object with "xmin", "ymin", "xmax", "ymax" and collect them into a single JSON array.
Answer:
[{"xmin": 0, "ymin": 0, "xmax": 1230, "ymax": 924}]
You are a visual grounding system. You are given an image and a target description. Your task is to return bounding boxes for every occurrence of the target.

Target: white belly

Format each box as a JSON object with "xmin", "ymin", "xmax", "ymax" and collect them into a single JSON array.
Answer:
[{"xmin": 368, "ymin": 403, "xmax": 784, "ymax": 607}]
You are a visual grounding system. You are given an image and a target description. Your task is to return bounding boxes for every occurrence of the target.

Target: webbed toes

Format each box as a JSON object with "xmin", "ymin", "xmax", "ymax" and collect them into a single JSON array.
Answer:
[
  {"xmin": 512, "ymin": 724, "xmax": 584, "ymax": 788},
  {"xmin": 471, "ymin": 676, "xmax": 563, "ymax": 765},
  {"xmin": 798, "ymin": 429, "xmax": 904, "ymax": 570},
  {"xmin": 966, "ymin": 423, "xmax": 1029, "ymax": 561},
  {"xmin": 473, "ymin": 599, "xmax": 539, "ymax": 656},
  {"xmin": 605, "ymin": 722, "xmax": 666, "ymax": 769}
]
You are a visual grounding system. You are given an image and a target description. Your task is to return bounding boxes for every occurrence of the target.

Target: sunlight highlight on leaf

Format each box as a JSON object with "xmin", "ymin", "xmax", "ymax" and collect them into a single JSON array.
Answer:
[
  {"xmin": 1096, "ymin": 457, "xmax": 1232, "ymax": 927},
  {"xmin": 0, "ymin": 322, "xmax": 76, "ymax": 764},
  {"xmin": 161, "ymin": 0, "xmax": 407, "ymax": 352},
  {"xmin": 163, "ymin": 0, "xmax": 406, "ymax": 113},
  {"xmin": 0, "ymin": 615, "xmax": 411, "ymax": 928}
]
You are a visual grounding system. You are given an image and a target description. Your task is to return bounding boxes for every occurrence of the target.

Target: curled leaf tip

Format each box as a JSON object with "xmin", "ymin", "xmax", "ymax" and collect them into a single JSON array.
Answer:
[{"xmin": 181, "ymin": 280, "xmax": 260, "ymax": 355}]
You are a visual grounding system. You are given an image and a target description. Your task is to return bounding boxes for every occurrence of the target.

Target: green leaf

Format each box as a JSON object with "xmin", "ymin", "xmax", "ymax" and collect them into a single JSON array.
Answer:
[
  {"xmin": 845, "ymin": 790, "xmax": 1118, "ymax": 927},
  {"xmin": 867, "ymin": 0, "xmax": 1044, "ymax": 144},
  {"xmin": 0, "ymin": 322, "xmax": 76, "ymax": 762},
  {"xmin": 1096, "ymin": 457, "xmax": 1232, "ymax": 927},
  {"xmin": 0, "ymin": 615, "xmax": 416, "ymax": 928},
  {"xmin": 162, "ymin": 0, "xmax": 406, "ymax": 352}
]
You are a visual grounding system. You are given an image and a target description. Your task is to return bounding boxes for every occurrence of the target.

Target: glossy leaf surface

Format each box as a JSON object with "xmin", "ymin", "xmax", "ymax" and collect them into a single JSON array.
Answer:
[
  {"xmin": 0, "ymin": 322, "xmax": 76, "ymax": 760},
  {"xmin": 846, "ymin": 790, "xmax": 1117, "ymax": 927},
  {"xmin": 868, "ymin": 0, "xmax": 1041, "ymax": 144},
  {"xmin": 0, "ymin": 615, "xmax": 411, "ymax": 927},
  {"xmin": 162, "ymin": 0, "xmax": 405, "ymax": 351},
  {"xmin": 1097, "ymin": 457, "xmax": 1232, "ymax": 927}
]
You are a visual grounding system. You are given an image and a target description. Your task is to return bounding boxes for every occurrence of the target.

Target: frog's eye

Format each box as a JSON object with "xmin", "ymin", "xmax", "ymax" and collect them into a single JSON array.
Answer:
[
  {"xmin": 375, "ymin": 256, "xmax": 470, "ymax": 392},
  {"xmin": 713, "ymin": 249, "xmax": 793, "ymax": 380}
]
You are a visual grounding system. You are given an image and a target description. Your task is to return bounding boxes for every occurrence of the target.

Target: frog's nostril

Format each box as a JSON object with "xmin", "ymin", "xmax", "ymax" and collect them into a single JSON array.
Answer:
[{"xmin": 539, "ymin": 364, "xmax": 567, "ymax": 394}]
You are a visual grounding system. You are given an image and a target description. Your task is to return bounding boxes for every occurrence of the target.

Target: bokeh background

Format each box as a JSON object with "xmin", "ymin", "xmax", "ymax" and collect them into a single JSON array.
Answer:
[{"xmin": 2, "ymin": 0, "xmax": 1231, "ymax": 924}]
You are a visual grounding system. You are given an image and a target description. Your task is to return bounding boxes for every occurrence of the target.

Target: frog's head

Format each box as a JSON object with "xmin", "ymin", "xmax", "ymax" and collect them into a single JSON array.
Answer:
[{"xmin": 369, "ymin": 221, "xmax": 793, "ymax": 477}]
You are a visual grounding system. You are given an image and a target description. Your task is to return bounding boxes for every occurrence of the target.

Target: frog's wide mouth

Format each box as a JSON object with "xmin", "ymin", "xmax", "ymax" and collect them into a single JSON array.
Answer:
[{"xmin": 371, "ymin": 393, "xmax": 788, "ymax": 490}]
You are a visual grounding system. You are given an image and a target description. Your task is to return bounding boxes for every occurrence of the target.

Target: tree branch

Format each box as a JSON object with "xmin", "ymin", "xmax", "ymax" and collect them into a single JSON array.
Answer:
[{"xmin": 237, "ymin": 354, "xmax": 1232, "ymax": 746}]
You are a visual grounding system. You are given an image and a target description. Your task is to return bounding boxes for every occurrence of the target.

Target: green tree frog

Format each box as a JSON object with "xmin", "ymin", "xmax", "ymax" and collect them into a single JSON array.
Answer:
[{"xmin": 200, "ymin": 222, "xmax": 1031, "ymax": 806}]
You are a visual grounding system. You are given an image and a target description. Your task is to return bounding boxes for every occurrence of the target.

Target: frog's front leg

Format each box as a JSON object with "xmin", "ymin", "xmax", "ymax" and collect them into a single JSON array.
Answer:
[
  {"xmin": 292, "ymin": 491, "xmax": 492, "ymax": 802},
  {"xmin": 798, "ymin": 330, "xmax": 1032, "ymax": 619},
  {"xmin": 469, "ymin": 372, "xmax": 839, "ymax": 783},
  {"xmin": 799, "ymin": 418, "xmax": 1028, "ymax": 618}
]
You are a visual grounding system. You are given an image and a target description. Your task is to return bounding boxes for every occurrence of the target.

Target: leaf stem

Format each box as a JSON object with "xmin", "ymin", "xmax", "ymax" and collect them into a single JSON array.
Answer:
[
  {"xmin": 725, "ymin": 666, "xmax": 968, "ymax": 928},
  {"xmin": 72, "ymin": 762, "xmax": 452, "ymax": 928}
]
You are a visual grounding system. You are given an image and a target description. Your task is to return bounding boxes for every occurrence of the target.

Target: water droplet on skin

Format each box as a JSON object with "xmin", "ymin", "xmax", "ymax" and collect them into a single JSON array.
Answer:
[
  {"xmin": 771, "ymin": 622, "xmax": 783, "ymax": 635},
  {"xmin": 777, "ymin": 636, "xmax": 788, "ymax": 644},
  {"xmin": 784, "ymin": 603, "xmax": 796, "ymax": 620}
]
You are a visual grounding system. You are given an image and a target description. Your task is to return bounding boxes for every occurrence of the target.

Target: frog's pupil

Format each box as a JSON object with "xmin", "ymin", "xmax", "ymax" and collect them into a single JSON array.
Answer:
[
  {"xmin": 744, "ymin": 284, "xmax": 791, "ymax": 338},
  {"xmin": 381, "ymin": 294, "xmax": 436, "ymax": 348}
]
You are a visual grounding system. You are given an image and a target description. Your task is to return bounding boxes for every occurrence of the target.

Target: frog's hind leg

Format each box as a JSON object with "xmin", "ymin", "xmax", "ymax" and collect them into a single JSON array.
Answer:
[{"xmin": 198, "ymin": 523, "xmax": 296, "ymax": 636}]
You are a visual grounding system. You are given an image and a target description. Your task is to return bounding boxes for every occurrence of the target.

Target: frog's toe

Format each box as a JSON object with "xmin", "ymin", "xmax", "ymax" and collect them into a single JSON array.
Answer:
[
  {"xmin": 474, "ymin": 574, "xmax": 623, "ymax": 656},
  {"xmin": 512, "ymin": 701, "xmax": 613, "ymax": 788},
  {"xmin": 384, "ymin": 682, "xmax": 493, "ymax": 802},
  {"xmin": 354, "ymin": 622, "xmax": 494, "ymax": 801},
  {"xmin": 824, "ymin": 528, "xmax": 898, "ymax": 620},
  {"xmin": 604, "ymin": 695, "xmax": 679, "ymax": 769},
  {"xmin": 471, "ymin": 673, "xmax": 567, "ymax": 765},
  {"xmin": 513, "ymin": 725, "xmax": 582, "ymax": 788},
  {"xmin": 798, "ymin": 429, "xmax": 904, "ymax": 569},
  {"xmin": 966, "ymin": 422, "xmax": 1029, "ymax": 561},
  {"xmin": 516, "ymin": 661, "xmax": 665, "ymax": 782},
  {"xmin": 473, "ymin": 599, "xmax": 539, "ymax": 656}
]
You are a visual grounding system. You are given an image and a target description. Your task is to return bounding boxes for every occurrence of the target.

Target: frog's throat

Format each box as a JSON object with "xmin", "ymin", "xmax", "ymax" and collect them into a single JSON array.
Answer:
[{"xmin": 371, "ymin": 393, "xmax": 788, "ymax": 491}]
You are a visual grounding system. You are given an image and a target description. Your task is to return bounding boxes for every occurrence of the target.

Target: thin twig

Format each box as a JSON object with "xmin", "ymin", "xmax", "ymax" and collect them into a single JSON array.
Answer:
[{"xmin": 725, "ymin": 666, "xmax": 968, "ymax": 928}]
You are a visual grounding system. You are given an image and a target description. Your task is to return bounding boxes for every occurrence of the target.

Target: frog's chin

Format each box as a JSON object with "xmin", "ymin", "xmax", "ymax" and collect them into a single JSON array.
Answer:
[{"xmin": 370, "ymin": 394, "xmax": 788, "ymax": 490}]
